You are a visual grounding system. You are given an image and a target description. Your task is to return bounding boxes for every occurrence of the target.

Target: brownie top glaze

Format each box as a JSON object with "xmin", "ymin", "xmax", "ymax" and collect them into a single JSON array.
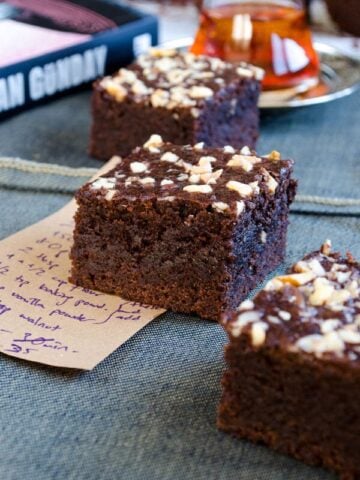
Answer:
[
  {"xmin": 97, "ymin": 48, "xmax": 264, "ymax": 114},
  {"xmin": 226, "ymin": 241, "xmax": 360, "ymax": 365},
  {"xmin": 82, "ymin": 135, "xmax": 294, "ymax": 218}
]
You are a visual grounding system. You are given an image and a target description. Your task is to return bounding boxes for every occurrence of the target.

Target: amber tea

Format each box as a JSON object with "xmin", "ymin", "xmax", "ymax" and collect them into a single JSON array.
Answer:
[{"xmin": 191, "ymin": 1, "xmax": 320, "ymax": 90}]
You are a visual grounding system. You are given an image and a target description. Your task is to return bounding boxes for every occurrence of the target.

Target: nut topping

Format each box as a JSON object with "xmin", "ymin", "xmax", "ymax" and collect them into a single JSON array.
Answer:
[
  {"xmin": 183, "ymin": 184, "xmax": 213, "ymax": 194},
  {"xmin": 236, "ymin": 201, "xmax": 245, "ymax": 216},
  {"xmin": 228, "ymin": 242, "xmax": 359, "ymax": 362},
  {"xmin": 227, "ymin": 154, "xmax": 255, "ymax": 172},
  {"xmin": 226, "ymin": 180, "xmax": 253, "ymax": 197},
  {"xmin": 161, "ymin": 152, "xmax": 179, "ymax": 163},
  {"xmin": 212, "ymin": 201, "xmax": 229, "ymax": 213},
  {"xmin": 143, "ymin": 134, "xmax": 164, "ymax": 151},
  {"xmin": 130, "ymin": 161, "xmax": 148, "ymax": 174}
]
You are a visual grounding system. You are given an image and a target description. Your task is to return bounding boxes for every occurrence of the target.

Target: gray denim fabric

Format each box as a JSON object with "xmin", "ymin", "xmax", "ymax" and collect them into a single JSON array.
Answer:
[{"xmin": 0, "ymin": 88, "xmax": 359, "ymax": 480}]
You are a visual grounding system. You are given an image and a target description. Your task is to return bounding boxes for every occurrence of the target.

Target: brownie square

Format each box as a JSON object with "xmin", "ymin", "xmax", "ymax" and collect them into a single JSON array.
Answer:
[
  {"xmin": 71, "ymin": 136, "xmax": 296, "ymax": 321},
  {"xmin": 89, "ymin": 48, "xmax": 263, "ymax": 160},
  {"xmin": 218, "ymin": 242, "xmax": 360, "ymax": 479}
]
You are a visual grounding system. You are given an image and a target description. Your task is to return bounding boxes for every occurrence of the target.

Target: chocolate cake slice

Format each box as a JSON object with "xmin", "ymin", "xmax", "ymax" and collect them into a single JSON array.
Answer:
[
  {"xmin": 218, "ymin": 241, "xmax": 360, "ymax": 479},
  {"xmin": 71, "ymin": 136, "xmax": 296, "ymax": 321},
  {"xmin": 89, "ymin": 48, "xmax": 263, "ymax": 160}
]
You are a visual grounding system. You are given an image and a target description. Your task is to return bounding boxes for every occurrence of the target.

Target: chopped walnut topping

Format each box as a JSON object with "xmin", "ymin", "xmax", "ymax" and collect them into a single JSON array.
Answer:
[
  {"xmin": 191, "ymin": 108, "xmax": 201, "ymax": 118},
  {"xmin": 103, "ymin": 50, "xmax": 262, "ymax": 111},
  {"xmin": 267, "ymin": 175, "xmax": 278, "ymax": 194},
  {"xmin": 347, "ymin": 280, "xmax": 359, "ymax": 298},
  {"xmin": 232, "ymin": 310, "xmax": 261, "ymax": 334},
  {"xmin": 124, "ymin": 176, "xmax": 138, "ymax": 187},
  {"xmin": 194, "ymin": 142, "xmax": 204, "ymax": 151},
  {"xmin": 223, "ymin": 145, "xmax": 235, "ymax": 154},
  {"xmin": 177, "ymin": 173, "xmax": 189, "ymax": 181},
  {"xmin": 193, "ymin": 70, "xmax": 215, "ymax": 80},
  {"xmin": 103, "ymin": 79, "xmax": 127, "ymax": 102},
  {"xmin": 240, "ymin": 146, "xmax": 252, "ymax": 156},
  {"xmin": 261, "ymin": 168, "xmax": 278, "ymax": 194},
  {"xmin": 236, "ymin": 201, "xmax": 245, "ymax": 216},
  {"xmin": 166, "ymin": 68, "xmax": 190, "ymax": 84},
  {"xmin": 188, "ymin": 85, "xmax": 214, "ymax": 99},
  {"xmin": 131, "ymin": 80, "xmax": 150, "ymax": 95},
  {"xmin": 227, "ymin": 154, "xmax": 255, "ymax": 172},
  {"xmin": 105, "ymin": 190, "xmax": 116, "ymax": 201},
  {"xmin": 200, "ymin": 156, "xmax": 217, "ymax": 164},
  {"xmin": 130, "ymin": 161, "xmax": 148, "ymax": 174},
  {"xmin": 190, "ymin": 158, "xmax": 214, "ymax": 175},
  {"xmin": 161, "ymin": 152, "xmax": 179, "ymax": 163},
  {"xmin": 307, "ymin": 259, "xmax": 327, "ymax": 276},
  {"xmin": 264, "ymin": 278, "xmax": 285, "ymax": 291},
  {"xmin": 266, "ymin": 150, "xmax": 281, "ymax": 161},
  {"xmin": 151, "ymin": 89, "xmax": 169, "ymax": 107},
  {"xmin": 190, "ymin": 165, "xmax": 212, "ymax": 176},
  {"xmin": 238, "ymin": 299, "xmax": 255, "ymax": 311},
  {"xmin": 155, "ymin": 56, "xmax": 178, "ymax": 73},
  {"xmin": 321, "ymin": 319, "xmax": 341, "ymax": 334},
  {"xmin": 271, "ymin": 272, "xmax": 316, "ymax": 288},
  {"xmin": 294, "ymin": 261, "xmax": 310, "ymax": 273},
  {"xmin": 143, "ymin": 134, "xmax": 164, "ymax": 151},
  {"xmin": 236, "ymin": 66, "xmax": 254, "ymax": 78},
  {"xmin": 338, "ymin": 329, "xmax": 360, "ymax": 344},
  {"xmin": 226, "ymin": 180, "xmax": 254, "ymax": 197},
  {"xmin": 149, "ymin": 47, "xmax": 177, "ymax": 58},
  {"xmin": 139, "ymin": 177, "xmax": 155, "ymax": 185},
  {"xmin": 295, "ymin": 259, "xmax": 326, "ymax": 276},
  {"xmin": 228, "ymin": 242, "xmax": 359, "ymax": 361},
  {"xmin": 250, "ymin": 65, "xmax": 265, "ymax": 80},
  {"xmin": 268, "ymin": 315, "xmax": 281, "ymax": 324},
  {"xmin": 160, "ymin": 179, "xmax": 174, "ymax": 186},
  {"xmin": 183, "ymin": 184, "xmax": 213, "ymax": 194},
  {"xmin": 189, "ymin": 174, "xmax": 201, "ymax": 184},
  {"xmin": 250, "ymin": 322, "xmax": 268, "ymax": 347},
  {"xmin": 278, "ymin": 310, "xmax": 291, "ymax": 321},
  {"xmin": 326, "ymin": 289, "xmax": 351, "ymax": 307},
  {"xmin": 309, "ymin": 278, "xmax": 335, "ymax": 306},
  {"xmin": 321, "ymin": 239, "xmax": 332, "ymax": 255},
  {"xmin": 117, "ymin": 68, "xmax": 137, "ymax": 84},
  {"xmin": 158, "ymin": 195, "xmax": 175, "ymax": 202},
  {"xmin": 201, "ymin": 169, "xmax": 223, "ymax": 184},
  {"xmin": 212, "ymin": 201, "xmax": 229, "ymax": 213},
  {"xmin": 235, "ymin": 64, "xmax": 264, "ymax": 80},
  {"xmin": 91, "ymin": 177, "xmax": 116, "ymax": 190},
  {"xmin": 249, "ymin": 181, "xmax": 260, "ymax": 194},
  {"xmin": 334, "ymin": 271, "xmax": 351, "ymax": 283},
  {"xmin": 296, "ymin": 332, "xmax": 345, "ymax": 355}
]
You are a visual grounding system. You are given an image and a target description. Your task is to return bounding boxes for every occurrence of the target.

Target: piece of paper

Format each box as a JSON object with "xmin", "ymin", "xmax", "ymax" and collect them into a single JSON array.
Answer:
[{"xmin": 0, "ymin": 158, "xmax": 165, "ymax": 370}]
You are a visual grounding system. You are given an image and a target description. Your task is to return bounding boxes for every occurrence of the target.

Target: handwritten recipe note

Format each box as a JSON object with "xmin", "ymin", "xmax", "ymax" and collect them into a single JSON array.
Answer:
[{"xmin": 0, "ymin": 159, "xmax": 165, "ymax": 370}]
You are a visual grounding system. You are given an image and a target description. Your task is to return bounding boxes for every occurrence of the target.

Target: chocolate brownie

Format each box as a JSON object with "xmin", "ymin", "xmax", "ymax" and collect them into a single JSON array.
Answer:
[
  {"xmin": 218, "ymin": 241, "xmax": 360, "ymax": 479},
  {"xmin": 89, "ymin": 48, "xmax": 263, "ymax": 160},
  {"xmin": 71, "ymin": 136, "xmax": 296, "ymax": 321}
]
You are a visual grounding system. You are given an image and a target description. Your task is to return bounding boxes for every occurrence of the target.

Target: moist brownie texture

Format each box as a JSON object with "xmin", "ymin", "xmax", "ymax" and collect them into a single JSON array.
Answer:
[
  {"xmin": 71, "ymin": 135, "xmax": 296, "ymax": 321},
  {"xmin": 218, "ymin": 241, "xmax": 360, "ymax": 479},
  {"xmin": 89, "ymin": 48, "xmax": 263, "ymax": 160}
]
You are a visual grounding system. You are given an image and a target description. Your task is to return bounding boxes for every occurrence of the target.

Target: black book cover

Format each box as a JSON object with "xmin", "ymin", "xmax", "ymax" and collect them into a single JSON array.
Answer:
[{"xmin": 0, "ymin": 0, "xmax": 158, "ymax": 117}]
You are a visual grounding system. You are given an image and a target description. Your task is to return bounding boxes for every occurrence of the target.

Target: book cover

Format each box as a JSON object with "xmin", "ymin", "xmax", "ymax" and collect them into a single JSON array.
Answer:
[{"xmin": 0, "ymin": 0, "xmax": 158, "ymax": 117}]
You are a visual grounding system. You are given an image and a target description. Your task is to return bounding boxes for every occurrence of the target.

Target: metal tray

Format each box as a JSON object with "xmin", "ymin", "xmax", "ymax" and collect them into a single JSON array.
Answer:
[{"xmin": 159, "ymin": 38, "xmax": 360, "ymax": 109}]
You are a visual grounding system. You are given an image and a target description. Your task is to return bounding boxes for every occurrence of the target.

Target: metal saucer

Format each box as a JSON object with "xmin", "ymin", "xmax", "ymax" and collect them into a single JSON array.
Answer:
[{"xmin": 159, "ymin": 38, "xmax": 360, "ymax": 109}]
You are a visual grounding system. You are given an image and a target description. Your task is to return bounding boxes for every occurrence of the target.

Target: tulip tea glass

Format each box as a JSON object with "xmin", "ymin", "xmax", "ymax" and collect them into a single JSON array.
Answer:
[{"xmin": 191, "ymin": 0, "xmax": 320, "ymax": 90}]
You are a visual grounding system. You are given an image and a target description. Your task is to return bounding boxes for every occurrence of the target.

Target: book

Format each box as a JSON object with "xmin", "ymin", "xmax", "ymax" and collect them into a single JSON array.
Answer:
[{"xmin": 0, "ymin": 0, "xmax": 158, "ymax": 118}]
